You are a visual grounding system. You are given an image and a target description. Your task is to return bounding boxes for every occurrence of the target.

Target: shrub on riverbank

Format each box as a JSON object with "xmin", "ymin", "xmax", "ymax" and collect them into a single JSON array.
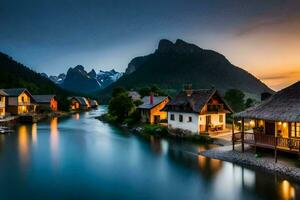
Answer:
[{"xmin": 140, "ymin": 124, "xmax": 168, "ymax": 136}]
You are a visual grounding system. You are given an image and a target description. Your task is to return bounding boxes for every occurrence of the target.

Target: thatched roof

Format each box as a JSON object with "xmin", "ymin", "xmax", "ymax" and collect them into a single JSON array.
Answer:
[
  {"xmin": 163, "ymin": 89, "xmax": 232, "ymax": 113},
  {"xmin": 234, "ymin": 81, "xmax": 300, "ymax": 122}
]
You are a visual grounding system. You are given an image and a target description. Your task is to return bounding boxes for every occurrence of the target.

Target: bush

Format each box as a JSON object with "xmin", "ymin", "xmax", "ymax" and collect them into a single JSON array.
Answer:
[{"xmin": 141, "ymin": 124, "xmax": 168, "ymax": 136}]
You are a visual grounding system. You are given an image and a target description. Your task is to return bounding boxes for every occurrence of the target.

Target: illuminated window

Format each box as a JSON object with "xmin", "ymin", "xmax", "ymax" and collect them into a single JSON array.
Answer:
[
  {"xmin": 179, "ymin": 115, "xmax": 183, "ymax": 122},
  {"xmin": 291, "ymin": 123, "xmax": 300, "ymax": 137},
  {"xmin": 219, "ymin": 115, "xmax": 223, "ymax": 123}
]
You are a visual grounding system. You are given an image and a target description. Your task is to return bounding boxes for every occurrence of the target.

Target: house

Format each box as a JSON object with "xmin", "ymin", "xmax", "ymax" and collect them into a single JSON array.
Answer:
[
  {"xmin": 0, "ymin": 90, "xmax": 7, "ymax": 117},
  {"xmin": 233, "ymin": 81, "xmax": 300, "ymax": 161},
  {"xmin": 69, "ymin": 97, "xmax": 90, "ymax": 110},
  {"xmin": 2, "ymin": 88, "xmax": 36, "ymax": 115},
  {"xmin": 163, "ymin": 86, "xmax": 233, "ymax": 134},
  {"xmin": 90, "ymin": 99, "xmax": 99, "ymax": 108},
  {"xmin": 128, "ymin": 91, "xmax": 141, "ymax": 101},
  {"xmin": 33, "ymin": 95, "xmax": 58, "ymax": 111},
  {"xmin": 137, "ymin": 95, "xmax": 170, "ymax": 124}
]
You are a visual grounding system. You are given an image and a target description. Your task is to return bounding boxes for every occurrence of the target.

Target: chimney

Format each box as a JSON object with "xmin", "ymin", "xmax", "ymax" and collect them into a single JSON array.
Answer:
[
  {"xmin": 261, "ymin": 92, "xmax": 272, "ymax": 101},
  {"xmin": 150, "ymin": 93, "xmax": 154, "ymax": 104},
  {"xmin": 184, "ymin": 84, "xmax": 193, "ymax": 96}
]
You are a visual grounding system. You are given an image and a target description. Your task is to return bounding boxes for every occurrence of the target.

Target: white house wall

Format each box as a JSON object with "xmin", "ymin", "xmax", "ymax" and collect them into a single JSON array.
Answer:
[{"xmin": 168, "ymin": 112, "xmax": 200, "ymax": 133}]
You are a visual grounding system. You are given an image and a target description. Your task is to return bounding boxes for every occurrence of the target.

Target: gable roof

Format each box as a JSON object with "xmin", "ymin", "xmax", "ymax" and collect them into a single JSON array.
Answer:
[
  {"xmin": 163, "ymin": 89, "xmax": 232, "ymax": 113},
  {"xmin": 2, "ymin": 88, "xmax": 29, "ymax": 97},
  {"xmin": 33, "ymin": 95, "xmax": 56, "ymax": 103},
  {"xmin": 71, "ymin": 96, "xmax": 89, "ymax": 106},
  {"xmin": 0, "ymin": 90, "xmax": 7, "ymax": 96},
  {"xmin": 234, "ymin": 81, "xmax": 300, "ymax": 122},
  {"xmin": 138, "ymin": 96, "xmax": 169, "ymax": 110}
]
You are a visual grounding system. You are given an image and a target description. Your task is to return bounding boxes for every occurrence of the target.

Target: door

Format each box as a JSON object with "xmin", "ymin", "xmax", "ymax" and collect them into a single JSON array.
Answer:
[
  {"xmin": 206, "ymin": 115, "xmax": 211, "ymax": 131},
  {"xmin": 265, "ymin": 121, "xmax": 275, "ymax": 135},
  {"xmin": 154, "ymin": 115, "xmax": 160, "ymax": 124}
]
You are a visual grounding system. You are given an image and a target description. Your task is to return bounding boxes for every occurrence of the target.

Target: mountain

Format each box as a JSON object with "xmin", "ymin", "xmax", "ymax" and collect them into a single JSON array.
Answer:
[
  {"xmin": 48, "ymin": 66, "xmax": 123, "ymax": 93},
  {"xmin": 60, "ymin": 65, "xmax": 101, "ymax": 94},
  {"xmin": 100, "ymin": 39, "xmax": 273, "ymax": 100},
  {"xmin": 0, "ymin": 52, "xmax": 72, "ymax": 97}
]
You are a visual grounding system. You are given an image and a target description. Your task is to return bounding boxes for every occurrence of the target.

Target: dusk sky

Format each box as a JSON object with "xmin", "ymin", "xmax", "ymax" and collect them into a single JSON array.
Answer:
[{"xmin": 1, "ymin": 0, "xmax": 300, "ymax": 90}]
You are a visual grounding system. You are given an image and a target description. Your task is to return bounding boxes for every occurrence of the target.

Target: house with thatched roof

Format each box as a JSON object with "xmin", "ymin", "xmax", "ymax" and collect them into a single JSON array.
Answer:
[
  {"xmin": 2, "ymin": 88, "xmax": 36, "ymax": 115},
  {"xmin": 233, "ymin": 81, "xmax": 300, "ymax": 161},
  {"xmin": 137, "ymin": 95, "xmax": 170, "ymax": 124},
  {"xmin": 33, "ymin": 95, "xmax": 58, "ymax": 111},
  {"xmin": 162, "ymin": 85, "xmax": 233, "ymax": 135},
  {"xmin": 69, "ymin": 97, "xmax": 91, "ymax": 110}
]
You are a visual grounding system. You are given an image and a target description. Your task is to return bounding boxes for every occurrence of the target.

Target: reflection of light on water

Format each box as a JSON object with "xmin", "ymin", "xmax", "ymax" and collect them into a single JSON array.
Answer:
[
  {"xmin": 32, "ymin": 123, "xmax": 37, "ymax": 144},
  {"xmin": 280, "ymin": 180, "xmax": 295, "ymax": 200},
  {"xmin": 50, "ymin": 118, "xmax": 59, "ymax": 167},
  {"xmin": 150, "ymin": 136, "xmax": 162, "ymax": 154},
  {"xmin": 75, "ymin": 113, "xmax": 80, "ymax": 120},
  {"xmin": 18, "ymin": 125, "xmax": 29, "ymax": 167},
  {"xmin": 161, "ymin": 140, "xmax": 169, "ymax": 155},
  {"xmin": 242, "ymin": 168, "xmax": 255, "ymax": 189},
  {"xmin": 197, "ymin": 155, "xmax": 222, "ymax": 172}
]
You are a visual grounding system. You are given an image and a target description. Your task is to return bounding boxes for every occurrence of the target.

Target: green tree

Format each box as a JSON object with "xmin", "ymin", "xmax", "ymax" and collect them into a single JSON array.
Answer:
[
  {"xmin": 245, "ymin": 98, "xmax": 255, "ymax": 108},
  {"xmin": 112, "ymin": 87, "xmax": 127, "ymax": 98},
  {"xmin": 224, "ymin": 89, "xmax": 245, "ymax": 112},
  {"xmin": 108, "ymin": 92, "xmax": 134, "ymax": 122}
]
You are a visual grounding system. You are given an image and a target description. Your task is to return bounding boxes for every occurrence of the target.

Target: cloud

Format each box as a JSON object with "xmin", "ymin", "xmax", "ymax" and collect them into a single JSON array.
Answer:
[{"xmin": 260, "ymin": 71, "xmax": 300, "ymax": 81}]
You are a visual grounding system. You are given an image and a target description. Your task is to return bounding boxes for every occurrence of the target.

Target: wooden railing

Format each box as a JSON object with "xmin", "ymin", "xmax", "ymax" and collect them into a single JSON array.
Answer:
[{"xmin": 233, "ymin": 132, "xmax": 300, "ymax": 152}]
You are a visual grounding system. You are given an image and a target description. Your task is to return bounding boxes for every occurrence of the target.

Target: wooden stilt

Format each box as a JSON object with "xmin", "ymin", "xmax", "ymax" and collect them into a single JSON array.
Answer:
[
  {"xmin": 232, "ymin": 120, "xmax": 235, "ymax": 150},
  {"xmin": 275, "ymin": 137, "xmax": 278, "ymax": 163},
  {"xmin": 241, "ymin": 118, "xmax": 245, "ymax": 153}
]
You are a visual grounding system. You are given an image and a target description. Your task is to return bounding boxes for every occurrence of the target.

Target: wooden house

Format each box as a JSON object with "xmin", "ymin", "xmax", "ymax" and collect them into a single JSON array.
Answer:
[
  {"xmin": 90, "ymin": 99, "xmax": 99, "ymax": 108},
  {"xmin": 163, "ymin": 86, "xmax": 232, "ymax": 135},
  {"xmin": 233, "ymin": 81, "xmax": 300, "ymax": 161},
  {"xmin": 69, "ymin": 97, "xmax": 90, "ymax": 110},
  {"xmin": 137, "ymin": 95, "xmax": 170, "ymax": 124},
  {"xmin": 0, "ymin": 90, "xmax": 7, "ymax": 117},
  {"xmin": 33, "ymin": 95, "xmax": 58, "ymax": 111},
  {"xmin": 2, "ymin": 88, "xmax": 36, "ymax": 115}
]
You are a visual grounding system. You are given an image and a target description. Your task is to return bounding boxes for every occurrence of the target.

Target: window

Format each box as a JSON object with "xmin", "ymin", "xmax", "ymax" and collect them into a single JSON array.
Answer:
[
  {"xmin": 21, "ymin": 96, "xmax": 25, "ymax": 102},
  {"xmin": 170, "ymin": 114, "xmax": 175, "ymax": 121},
  {"xmin": 179, "ymin": 115, "xmax": 183, "ymax": 122},
  {"xmin": 291, "ymin": 123, "xmax": 300, "ymax": 138},
  {"xmin": 188, "ymin": 116, "xmax": 192, "ymax": 122},
  {"xmin": 219, "ymin": 115, "xmax": 223, "ymax": 123}
]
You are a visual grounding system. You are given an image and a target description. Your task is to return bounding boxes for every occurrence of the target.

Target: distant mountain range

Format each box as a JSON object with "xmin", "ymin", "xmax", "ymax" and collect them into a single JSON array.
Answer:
[
  {"xmin": 43, "ymin": 66, "xmax": 123, "ymax": 94},
  {"xmin": 100, "ymin": 39, "xmax": 273, "ymax": 100},
  {"xmin": 0, "ymin": 52, "xmax": 71, "ymax": 97}
]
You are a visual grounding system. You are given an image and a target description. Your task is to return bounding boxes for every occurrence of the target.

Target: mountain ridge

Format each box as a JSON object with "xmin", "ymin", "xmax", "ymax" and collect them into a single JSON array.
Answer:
[{"xmin": 100, "ymin": 39, "xmax": 273, "ymax": 100}]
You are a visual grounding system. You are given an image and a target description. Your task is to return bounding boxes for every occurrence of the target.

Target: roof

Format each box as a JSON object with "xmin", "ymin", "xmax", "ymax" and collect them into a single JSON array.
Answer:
[
  {"xmin": 0, "ymin": 90, "xmax": 7, "ymax": 96},
  {"xmin": 138, "ymin": 96, "xmax": 169, "ymax": 110},
  {"xmin": 90, "ymin": 99, "xmax": 98, "ymax": 106},
  {"xmin": 163, "ymin": 89, "xmax": 233, "ymax": 113},
  {"xmin": 234, "ymin": 81, "xmax": 300, "ymax": 122},
  {"xmin": 71, "ymin": 96, "xmax": 89, "ymax": 106},
  {"xmin": 2, "ymin": 88, "xmax": 28, "ymax": 97},
  {"xmin": 33, "ymin": 95, "xmax": 56, "ymax": 103}
]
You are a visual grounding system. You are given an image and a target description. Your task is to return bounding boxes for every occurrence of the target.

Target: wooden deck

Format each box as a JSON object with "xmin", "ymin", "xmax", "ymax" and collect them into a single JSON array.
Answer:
[{"xmin": 233, "ymin": 132, "xmax": 300, "ymax": 154}]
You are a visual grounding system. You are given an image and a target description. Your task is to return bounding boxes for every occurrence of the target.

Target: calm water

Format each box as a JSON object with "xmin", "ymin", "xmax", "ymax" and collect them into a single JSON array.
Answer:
[{"xmin": 0, "ymin": 107, "xmax": 299, "ymax": 200}]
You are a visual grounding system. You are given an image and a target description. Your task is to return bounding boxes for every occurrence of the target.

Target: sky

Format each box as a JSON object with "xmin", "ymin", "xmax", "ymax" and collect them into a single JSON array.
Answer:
[{"xmin": 1, "ymin": 0, "xmax": 300, "ymax": 91}]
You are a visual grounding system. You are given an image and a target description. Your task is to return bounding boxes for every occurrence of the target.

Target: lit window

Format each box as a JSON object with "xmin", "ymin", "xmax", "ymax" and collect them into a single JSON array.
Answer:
[
  {"xmin": 291, "ymin": 123, "xmax": 300, "ymax": 137},
  {"xmin": 219, "ymin": 115, "xmax": 223, "ymax": 123}
]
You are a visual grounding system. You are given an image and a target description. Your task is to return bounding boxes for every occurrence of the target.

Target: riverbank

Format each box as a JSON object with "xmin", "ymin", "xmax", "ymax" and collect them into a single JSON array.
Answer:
[
  {"xmin": 199, "ymin": 144, "xmax": 300, "ymax": 183},
  {"xmin": 96, "ymin": 114, "xmax": 213, "ymax": 144}
]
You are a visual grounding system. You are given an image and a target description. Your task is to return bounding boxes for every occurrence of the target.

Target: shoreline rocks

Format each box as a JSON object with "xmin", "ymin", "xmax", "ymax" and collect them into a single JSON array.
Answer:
[{"xmin": 199, "ymin": 144, "xmax": 300, "ymax": 183}]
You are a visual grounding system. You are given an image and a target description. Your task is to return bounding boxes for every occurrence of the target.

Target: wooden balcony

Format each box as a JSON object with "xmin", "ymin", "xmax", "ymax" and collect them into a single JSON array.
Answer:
[{"xmin": 233, "ymin": 132, "xmax": 300, "ymax": 153}]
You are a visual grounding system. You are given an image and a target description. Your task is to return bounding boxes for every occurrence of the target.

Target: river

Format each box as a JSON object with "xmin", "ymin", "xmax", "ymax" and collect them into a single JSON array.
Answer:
[{"xmin": 0, "ymin": 107, "xmax": 299, "ymax": 199}]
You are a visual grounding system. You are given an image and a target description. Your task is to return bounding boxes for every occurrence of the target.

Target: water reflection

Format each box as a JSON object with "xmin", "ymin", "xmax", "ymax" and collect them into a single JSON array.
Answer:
[
  {"xmin": 279, "ymin": 180, "xmax": 296, "ymax": 200},
  {"xmin": 197, "ymin": 156, "xmax": 222, "ymax": 176},
  {"xmin": 50, "ymin": 117, "xmax": 59, "ymax": 168},
  {"xmin": 18, "ymin": 125, "xmax": 29, "ymax": 168},
  {"xmin": 32, "ymin": 123, "xmax": 37, "ymax": 145}
]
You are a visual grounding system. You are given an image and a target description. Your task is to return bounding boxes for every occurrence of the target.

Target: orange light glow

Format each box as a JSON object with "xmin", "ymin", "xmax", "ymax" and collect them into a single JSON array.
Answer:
[
  {"xmin": 18, "ymin": 125, "xmax": 29, "ymax": 167},
  {"xmin": 280, "ymin": 180, "xmax": 295, "ymax": 200}
]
